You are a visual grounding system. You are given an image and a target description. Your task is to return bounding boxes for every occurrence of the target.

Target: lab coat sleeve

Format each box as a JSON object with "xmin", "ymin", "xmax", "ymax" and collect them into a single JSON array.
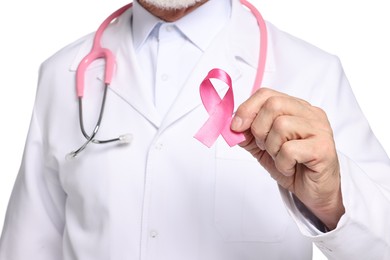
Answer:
[
  {"xmin": 279, "ymin": 57, "xmax": 390, "ymax": 259},
  {"xmin": 0, "ymin": 65, "xmax": 66, "ymax": 259}
]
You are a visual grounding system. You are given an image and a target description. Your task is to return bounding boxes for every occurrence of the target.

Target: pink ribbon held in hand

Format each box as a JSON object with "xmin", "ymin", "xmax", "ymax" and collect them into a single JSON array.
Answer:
[{"xmin": 194, "ymin": 68, "xmax": 246, "ymax": 148}]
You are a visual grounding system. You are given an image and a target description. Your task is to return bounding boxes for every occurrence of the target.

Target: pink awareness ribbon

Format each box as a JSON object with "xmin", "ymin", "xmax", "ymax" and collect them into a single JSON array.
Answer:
[{"xmin": 194, "ymin": 68, "xmax": 246, "ymax": 147}]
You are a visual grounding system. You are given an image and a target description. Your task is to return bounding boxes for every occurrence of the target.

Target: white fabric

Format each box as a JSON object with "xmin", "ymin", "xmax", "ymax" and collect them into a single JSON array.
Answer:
[
  {"xmin": 1, "ymin": 0, "xmax": 389, "ymax": 259},
  {"xmin": 133, "ymin": 0, "xmax": 230, "ymax": 116}
]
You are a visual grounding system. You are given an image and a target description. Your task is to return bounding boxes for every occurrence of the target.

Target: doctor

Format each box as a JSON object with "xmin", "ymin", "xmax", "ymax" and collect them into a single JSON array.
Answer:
[{"xmin": 1, "ymin": 0, "xmax": 389, "ymax": 259}]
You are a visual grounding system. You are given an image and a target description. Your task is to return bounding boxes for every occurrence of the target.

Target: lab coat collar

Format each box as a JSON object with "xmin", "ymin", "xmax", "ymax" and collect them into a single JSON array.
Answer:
[
  {"xmin": 132, "ymin": 0, "xmax": 231, "ymax": 53},
  {"xmin": 132, "ymin": 0, "xmax": 161, "ymax": 51},
  {"xmin": 174, "ymin": 0, "xmax": 231, "ymax": 52}
]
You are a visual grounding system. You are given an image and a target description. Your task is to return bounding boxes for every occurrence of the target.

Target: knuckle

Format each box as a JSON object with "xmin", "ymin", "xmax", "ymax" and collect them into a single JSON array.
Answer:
[
  {"xmin": 311, "ymin": 138, "xmax": 334, "ymax": 161},
  {"xmin": 296, "ymin": 97, "xmax": 311, "ymax": 106},
  {"xmin": 280, "ymin": 141, "xmax": 295, "ymax": 157},
  {"xmin": 272, "ymin": 116, "xmax": 290, "ymax": 133},
  {"xmin": 255, "ymin": 87, "xmax": 271, "ymax": 97},
  {"xmin": 312, "ymin": 106, "xmax": 327, "ymax": 119},
  {"xmin": 236, "ymin": 102, "xmax": 251, "ymax": 116},
  {"xmin": 264, "ymin": 96, "xmax": 284, "ymax": 112}
]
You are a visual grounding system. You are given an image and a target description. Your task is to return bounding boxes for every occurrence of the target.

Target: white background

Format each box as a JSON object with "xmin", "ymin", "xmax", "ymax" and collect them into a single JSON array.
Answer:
[{"xmin": 0, "ymin": 0, "xmax": 389, "ymax": 259}]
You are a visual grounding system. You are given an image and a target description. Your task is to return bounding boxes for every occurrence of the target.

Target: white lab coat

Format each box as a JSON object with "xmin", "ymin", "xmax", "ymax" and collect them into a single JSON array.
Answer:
[{"xmin": 1, "ymin": 0, "xmax": 390, "ymax": 259}]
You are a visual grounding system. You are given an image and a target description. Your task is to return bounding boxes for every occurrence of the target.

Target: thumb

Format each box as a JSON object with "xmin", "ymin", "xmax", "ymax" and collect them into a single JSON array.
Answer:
[
  {"xmin": 231, "ymin": 89, "xmax": 267, "ymax": 132},
  {"xmin": 231, "ymin": 112, "xmax": 255, "ymax": 132}
]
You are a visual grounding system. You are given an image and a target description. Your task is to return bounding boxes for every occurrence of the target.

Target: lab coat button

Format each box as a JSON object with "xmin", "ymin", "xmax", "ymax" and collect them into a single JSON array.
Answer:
[
  {"xmin": 161, "ymin": 74, "xmax": 169, "ymax": 81},
  {"xmin": 166, "ymin": 25, "xmax": 174, "ymax": 32},
  {"xmin": 150, "ymin": 230, "xmax": 158, "ymax": 238},
  {"xmin": 154, "ymin": 143, "xmax": 163, "ymax": 150}
]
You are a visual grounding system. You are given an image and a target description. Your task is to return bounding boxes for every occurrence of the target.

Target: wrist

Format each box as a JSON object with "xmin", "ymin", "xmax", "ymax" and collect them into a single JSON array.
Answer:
[{"xmin": 309, "ymin": 188, "xmax": 345, "ymax": 230}]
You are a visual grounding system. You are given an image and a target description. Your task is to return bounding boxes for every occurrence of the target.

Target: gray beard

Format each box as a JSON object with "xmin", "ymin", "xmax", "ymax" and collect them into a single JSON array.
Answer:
[{"xmin": 141, "ymin": 0, "xmax": 203, "ymax": 10}]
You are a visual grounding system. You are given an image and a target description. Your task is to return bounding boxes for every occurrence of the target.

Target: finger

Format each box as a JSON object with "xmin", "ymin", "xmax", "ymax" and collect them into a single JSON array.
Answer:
[
  {"xmin": 251, "ymin": 96, "xmax": 314, "ymax": 150},
  {"xmin": 257, "ymin": 150, "xmax": 294, "ymax": 189},
  {"xmin": 274, "ymin": 137, "xmax": 335, "ymax": 177},
  {"xmin": 264, "ymin": 115, "xmax": 317, "ymax": 159},
  {"xmin": 231, "ymin": 88, "xmax": 288, "ymax": 132},
  {"xmin": 273, "ymin": 139, "xmax": 307, "ymax": 177}
]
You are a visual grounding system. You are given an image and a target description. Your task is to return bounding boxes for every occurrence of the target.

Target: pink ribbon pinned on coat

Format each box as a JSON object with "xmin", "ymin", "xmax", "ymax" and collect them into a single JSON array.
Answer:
[
  {"xmin": 194, "ymin": 68, "xmax": 246, "ymax": 147},
  {"xmin": 193, "ymin": 0, "xmax": 267, "ymax": 148}
]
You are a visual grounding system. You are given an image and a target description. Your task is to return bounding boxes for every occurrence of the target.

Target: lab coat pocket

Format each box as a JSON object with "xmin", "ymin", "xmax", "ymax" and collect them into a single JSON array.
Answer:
[{"xmin": 214, "ymin": 140, "xmax": 289, "ymax": 242}]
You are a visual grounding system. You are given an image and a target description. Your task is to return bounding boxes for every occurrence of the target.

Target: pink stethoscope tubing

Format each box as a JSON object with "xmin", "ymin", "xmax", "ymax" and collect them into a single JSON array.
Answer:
[
  {"xmin": 68, "ymin": 0, "xmax": 267, "ymax": 158},
  {"xmin": 76, "ymin": 3, "xmax": 133, "ymax": 98}
]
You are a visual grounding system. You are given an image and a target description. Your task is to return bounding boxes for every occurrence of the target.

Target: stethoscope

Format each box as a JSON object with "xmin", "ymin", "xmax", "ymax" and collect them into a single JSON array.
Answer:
[{"xmin": 68, "ymin": 0, "xmax": 267, "ymax": 158}]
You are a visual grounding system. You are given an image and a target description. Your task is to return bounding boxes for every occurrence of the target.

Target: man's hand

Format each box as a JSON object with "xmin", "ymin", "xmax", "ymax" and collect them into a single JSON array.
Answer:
[{"xmin": 231, "ymin": 88, "xmax": 345, "ymax": 230}]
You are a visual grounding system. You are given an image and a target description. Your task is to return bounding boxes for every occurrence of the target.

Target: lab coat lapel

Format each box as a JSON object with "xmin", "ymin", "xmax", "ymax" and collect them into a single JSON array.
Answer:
[
  {"xmin": 160, "ymin": 0, "xmax": 275, "ymax": 131},
  {"xmin": 70, "ymin": 8, "xmax": 161, "ymax": 128},
  {"xmin": 108, "ymin": 9, "xmax": 161, "ymax": 127},
  {"xmin": 159, "ymin": 27, "xmax": 241, "ymax": 131},
  {"xmin": 109, "ymin": 38, "xmax": 162, "ymax": 127}
]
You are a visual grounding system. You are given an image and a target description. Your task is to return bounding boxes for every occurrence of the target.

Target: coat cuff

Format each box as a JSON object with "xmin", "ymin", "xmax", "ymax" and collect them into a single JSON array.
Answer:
[{"xmin": 279, "ymin": 151, "xmax": 389, "ymax": 259}]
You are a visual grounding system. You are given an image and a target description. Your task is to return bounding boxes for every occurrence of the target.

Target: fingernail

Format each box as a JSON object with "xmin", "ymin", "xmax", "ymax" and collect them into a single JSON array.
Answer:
[{"xmin": 231, "ymin": 116, "xmax": 243, "ymax": 131}]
